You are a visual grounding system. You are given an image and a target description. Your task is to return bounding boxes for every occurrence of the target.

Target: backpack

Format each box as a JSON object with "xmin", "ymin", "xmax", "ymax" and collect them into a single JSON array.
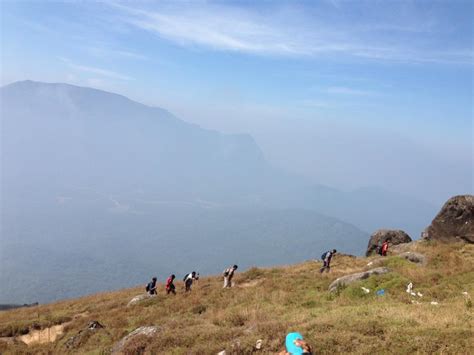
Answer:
[
  {"xmin": 321, "ymin": 251, "xmax": 328, "ymax": 260},
  {"xmin": 223, "ymin": 269, "xmax": 229, "ymax": 277},
  {"xmin": 145, "ymin": 283, "xmax": 151, "ymax": 292}
]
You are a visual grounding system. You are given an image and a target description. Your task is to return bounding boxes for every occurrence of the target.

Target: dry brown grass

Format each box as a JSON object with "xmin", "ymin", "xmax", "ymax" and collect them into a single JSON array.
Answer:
[{"xmin": 0, "ymin": 241, "xmax": 473, "ymax": 354}]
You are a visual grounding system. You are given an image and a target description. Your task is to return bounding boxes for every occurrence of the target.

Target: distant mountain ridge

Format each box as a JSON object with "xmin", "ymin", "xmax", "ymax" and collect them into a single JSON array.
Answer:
[
  {"xmin": 1, "ymin": 80, "xmax": 437, "ymax": 235},
  {"xmin": 1, "ymin": 80, "xmax": 267, "ymax": 202}
]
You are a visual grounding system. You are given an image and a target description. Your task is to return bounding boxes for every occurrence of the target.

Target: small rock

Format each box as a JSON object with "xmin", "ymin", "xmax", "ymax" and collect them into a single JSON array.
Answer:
[
  {"xmin": 87, "ymin": 321, "xmax": 104, "ymax": 330},
  {"xmin": 127, "ymin": 293, "xmax": 153, "ymax": 307},
  {"xmin": 65, "ymin": 320, "xmax": 105, "ymax": 349},
  {"xmin": 397, "ymin": 252, "xmax": 427, "ymax": 265}
]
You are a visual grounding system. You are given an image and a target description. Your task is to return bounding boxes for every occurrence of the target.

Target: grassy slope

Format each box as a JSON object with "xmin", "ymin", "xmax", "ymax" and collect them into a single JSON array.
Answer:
[{"xmin": 0, "ymin": 241, "xmax": 473, "ymax": 354}]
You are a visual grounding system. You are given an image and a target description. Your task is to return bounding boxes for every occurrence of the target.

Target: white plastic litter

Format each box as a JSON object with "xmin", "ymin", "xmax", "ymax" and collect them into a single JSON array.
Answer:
[
  {"xmin": 361, "ymin": 287, "xmax": 370, "ymax": 294},
  {"xmin": 256, "ymin": 339, "xmax": 263, "ymax": 350},
  {"xmin": 411, "ymin": 300, "xmax": 421, "ymax": 304},
  {"xmin": 430, "ymin": 301, "xmax": 439, "ymax": 305},
  {"xmin": 417, "ymin": 292, "xmax": 423, "ymax": 298},
  {"xmin": 367, "ymin": 261, "xmax": 374, "ymax": 266},
  {"xmin": 406, "ymin": 283, "xmax": 413, "ymax": 293}
]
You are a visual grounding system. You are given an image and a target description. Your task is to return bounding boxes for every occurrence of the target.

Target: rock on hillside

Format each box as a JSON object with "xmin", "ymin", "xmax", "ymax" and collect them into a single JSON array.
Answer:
[
  {"xmin": 422, "ymin": 195, "xmax": 474, "ymax": 243},
  {"xmin": 328, "ymin": 267, "xmax": 390, "ymax": 292},
  {"xmin": 111, "ymin": 326, "xmax": 159, "ymax": 354},
  {"xmin": 366, "ymin": 229, "xmax": 412, "ymax": 256}
]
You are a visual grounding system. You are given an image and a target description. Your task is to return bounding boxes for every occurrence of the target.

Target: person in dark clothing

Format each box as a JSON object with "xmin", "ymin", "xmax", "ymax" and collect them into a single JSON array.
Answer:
[
  {"xmin": 320, "ymin": 249, "xmax": 337, "ymax": 273},
  {"xmin": 146, "ymin": 277, "xmax": 158, "ymax": 295},
  {"xmin": 166, "ymin": 274, "xmax": 176, "ymax": 295}
]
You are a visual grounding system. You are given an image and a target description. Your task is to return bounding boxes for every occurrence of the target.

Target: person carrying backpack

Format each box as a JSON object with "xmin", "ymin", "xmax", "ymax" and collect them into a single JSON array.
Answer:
[
  {"xmin": 319, "ymin": 249, "xmax": 337, "ymax": 273},
  {"xmin": 183, "ymin": 271, "xmax": 198, "ymax": 292},
  {"xmin": 223, "ymin": 265, "xmax": 238, "ymax": 288},
  {"xmin": 145, "ymin": 277, "xmax": 158, "ymax": 295},
  {"xmin": 166, "ymin": 274, "xmax": 176, "ymax": 295}
]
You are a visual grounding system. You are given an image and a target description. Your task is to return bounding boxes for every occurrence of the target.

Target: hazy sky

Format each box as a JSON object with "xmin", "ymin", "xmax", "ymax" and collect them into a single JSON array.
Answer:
[{"xmin": 1, "ymin": 0, "xmax": 472, "ymax": 204}]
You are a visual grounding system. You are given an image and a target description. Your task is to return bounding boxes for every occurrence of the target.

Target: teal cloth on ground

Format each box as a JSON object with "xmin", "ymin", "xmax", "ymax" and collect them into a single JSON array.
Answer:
[{"xmin": 285, "ymin": 332, "xmax": 304, "ymax": 354}]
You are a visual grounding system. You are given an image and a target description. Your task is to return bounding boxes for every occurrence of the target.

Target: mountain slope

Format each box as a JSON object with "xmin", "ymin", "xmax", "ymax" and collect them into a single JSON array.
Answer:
[{"xmin": 0, "ymin": 241, "xmax": 472, "ymax": 354}]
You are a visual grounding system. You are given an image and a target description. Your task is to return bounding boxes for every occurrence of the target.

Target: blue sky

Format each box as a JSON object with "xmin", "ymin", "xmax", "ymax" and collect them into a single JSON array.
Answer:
[{"xmin": 1, "ymin": 0, "xmax": 472, "ymax": 203}]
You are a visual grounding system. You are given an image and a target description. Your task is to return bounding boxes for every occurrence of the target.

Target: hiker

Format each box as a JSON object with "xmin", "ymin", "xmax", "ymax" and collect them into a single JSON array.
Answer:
[
  {"xmin": 146, "ymin": 277, "xmax": 158, "ymax": 295},
  {"xmin": 320, "ymin": 249, "xmax": 337, "ymax": 273},
  {"xmin": 166, "ymin": 274, "xmax": 176, "ymax": 295},
  {"xmin": 183, "ymin": 271, "xmax": 198, "ymax": 292},
  {"xmin": 279, "ymin": 332, "xmax": 312, "ymax": 355},
  {"xmin": 381, "ymin": 240, "xmax": 389, "ymax": 256},
  {"xmin": 223, "ymin": 265, "xmax": 238, "ymax": 288}
]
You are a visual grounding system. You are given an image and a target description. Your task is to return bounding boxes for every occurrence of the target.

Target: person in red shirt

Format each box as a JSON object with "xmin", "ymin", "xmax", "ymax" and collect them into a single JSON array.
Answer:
[
  {"xmin": 381, "ymin": 241, "xmax": 389, "ymax": 256},
  {"xmin": 166, "ymin": 274, "xmax": 176, "ymax": 295}
]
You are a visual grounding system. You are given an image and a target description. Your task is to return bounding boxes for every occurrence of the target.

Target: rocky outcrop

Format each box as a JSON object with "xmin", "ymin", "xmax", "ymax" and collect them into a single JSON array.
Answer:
[
  {"xmin": 422, "ymin": 195, "xmax": 473, "ymax": 243},
  {"xmin": 111, "ymin": 326, "xmax": 159, "ymax": 355},
  {"xmin": 328, "ymin": 267, "xmax": 390, "ymax": 292},
  {"xmin": 366, "ymin": 230, "xmax": 412, "ymax": 256}
]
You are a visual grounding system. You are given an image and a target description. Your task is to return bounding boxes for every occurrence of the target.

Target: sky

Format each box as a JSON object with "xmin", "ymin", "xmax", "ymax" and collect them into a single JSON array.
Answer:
[{"xmin": 1, "ymin": 0, "xmax": 473, "ymax": 205}]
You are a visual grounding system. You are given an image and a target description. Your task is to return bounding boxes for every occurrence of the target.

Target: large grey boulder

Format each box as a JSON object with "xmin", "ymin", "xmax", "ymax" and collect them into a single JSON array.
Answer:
[
  {"xmin": 328, "ymin": 267, "xmax": 390, "ymax": 292},
  {"xmin": 366, "ymin": 229, "xmax": 412, "ymax": 256},
  {"xmin": 111, "ymin": 326, "xmax": 159, "ymax": 354},
  {"xmin": 422, "ymin": 195, "xmax": 473, "ymax": 243}
]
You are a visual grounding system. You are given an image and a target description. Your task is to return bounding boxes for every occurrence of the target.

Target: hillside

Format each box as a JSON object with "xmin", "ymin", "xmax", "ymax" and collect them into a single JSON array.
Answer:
[{"xmin": 1, "ymin": 240, "xmax": 472, "ymax": 354}]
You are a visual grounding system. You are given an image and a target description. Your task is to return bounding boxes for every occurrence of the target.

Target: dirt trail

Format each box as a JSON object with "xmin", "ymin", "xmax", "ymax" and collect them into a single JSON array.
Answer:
[
  {"xmin": 16, "ymin": 311, "xmax": 88, "ymax": 346},
  {"xmin": 19, "ymin": 324, "xmax": 66, "ymax": 345}
]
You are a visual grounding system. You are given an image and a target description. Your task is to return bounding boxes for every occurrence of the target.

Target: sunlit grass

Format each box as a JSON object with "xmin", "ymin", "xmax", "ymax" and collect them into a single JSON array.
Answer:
[{"xmin": 0, "ymin": 241, "xmax": 472, "ymax": 354}]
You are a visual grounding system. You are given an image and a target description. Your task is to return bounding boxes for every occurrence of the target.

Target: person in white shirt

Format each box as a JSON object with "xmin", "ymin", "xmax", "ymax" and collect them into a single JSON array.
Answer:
[
  {"xmin": 223, "ymin": 265, "xmax": 238, "ymax": 288},
  {"xmin": 183, "ymin": 271, "xmax": 198, "ymax": 292},
  {"xmin": 319, "ymin": 249, "xmax": 337, "ymax": 273}
]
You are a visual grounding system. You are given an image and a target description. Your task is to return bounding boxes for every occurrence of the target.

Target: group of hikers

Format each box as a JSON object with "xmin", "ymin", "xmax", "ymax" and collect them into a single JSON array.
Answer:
[
  {"xmin": 144, "ymin": 247, "xmax": 342, "ymax": 296},
  {"xmin": 142, "ymin": 252, "xmax": 348, "ymax": 354},
  {"xmin": 140, "ymin": 244, "xmax": 396, "ymax": 353},
  {"xmin": 145, "ymin": 265, "xmax": 239, "ymax": 295}
]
